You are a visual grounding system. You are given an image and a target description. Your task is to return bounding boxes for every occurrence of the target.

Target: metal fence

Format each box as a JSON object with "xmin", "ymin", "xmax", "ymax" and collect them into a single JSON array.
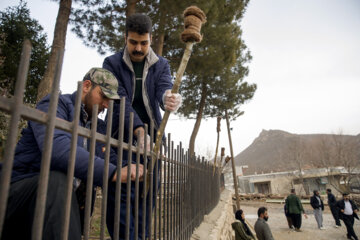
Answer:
[{"xmin": 0, "ymin": 41, "xmax": 221, "ymax": 239}]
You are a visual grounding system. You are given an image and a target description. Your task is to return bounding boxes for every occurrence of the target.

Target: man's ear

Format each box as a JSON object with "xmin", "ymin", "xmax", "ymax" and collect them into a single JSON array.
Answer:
[{"xmin": 83, "ymin": 80, "xmax": 92, "ymax": 94}]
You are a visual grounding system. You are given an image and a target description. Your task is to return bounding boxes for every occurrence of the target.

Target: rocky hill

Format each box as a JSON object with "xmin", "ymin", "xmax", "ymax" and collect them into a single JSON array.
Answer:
[{"xmin": 233, "ymin": 129, "xmax": 360, "ymax": 175}]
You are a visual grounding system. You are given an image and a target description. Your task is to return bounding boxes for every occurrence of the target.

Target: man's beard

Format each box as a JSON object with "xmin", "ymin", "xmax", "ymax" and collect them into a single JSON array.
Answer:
[
  {"xmin": 264, "ymin": 216, "xmax": 269, "ymax": 222},
  {"xmin": 84, "ymin": 89, "xmax": 104, "ymax": 119}
]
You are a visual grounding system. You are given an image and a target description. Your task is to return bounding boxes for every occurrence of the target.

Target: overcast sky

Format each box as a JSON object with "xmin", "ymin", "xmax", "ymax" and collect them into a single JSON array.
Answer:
[{"xmin": 1, "ymin": 0, "xmax": 359, "ymax": 158}]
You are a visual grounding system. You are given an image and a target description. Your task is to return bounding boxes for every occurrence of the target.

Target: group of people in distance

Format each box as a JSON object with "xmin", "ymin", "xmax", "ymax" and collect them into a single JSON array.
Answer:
[
  {"xmin": 232, "ymin": 188, "xmax": 359, "ymax": 240},
  {"xmin": 1, "ymin": 13, "xmax": 182, "ymax": 240}
]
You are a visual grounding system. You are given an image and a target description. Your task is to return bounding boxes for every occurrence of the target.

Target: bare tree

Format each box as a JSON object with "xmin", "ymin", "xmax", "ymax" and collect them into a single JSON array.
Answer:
[
  {"xmin": 315, "ymin": 131, "xmax": 360, "ymax": 193},
  {"xmin": 286, "ymin": 136, "xmax": 310, "ymax": 195}
]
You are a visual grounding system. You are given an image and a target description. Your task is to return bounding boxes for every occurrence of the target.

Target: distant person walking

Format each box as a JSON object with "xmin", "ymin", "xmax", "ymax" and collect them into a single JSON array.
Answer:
[
  {"xmin": 326, "ymin": 188, "xmax": 341, "ymax": 227},
  {"xmin": 232, "ymin": 209, "xmax": 255, "ymax": 240},
  {"xmin": 337, "ymin": 193, "xmax": 359, "ymax": 240},
  {"xmin": 284, "ymin": 203, "xmax": 293, "ymax": 229},
  {"xmin": 254, "ymin": 207, "xmax": 274, "ymax": 240},
  {"xmin": 310, "ymin": 190, "xmax": 325, "ymax": 229},
  {"xmin": 285, "ymin": 189, "xmax": 307, "ymax": 232}
]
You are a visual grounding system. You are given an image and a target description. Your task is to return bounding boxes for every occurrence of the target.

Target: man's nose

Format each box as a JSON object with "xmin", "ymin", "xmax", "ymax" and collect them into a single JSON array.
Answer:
[{"xmin": 135, "ymin": 44, "xmax": 141, "ymax": 51}]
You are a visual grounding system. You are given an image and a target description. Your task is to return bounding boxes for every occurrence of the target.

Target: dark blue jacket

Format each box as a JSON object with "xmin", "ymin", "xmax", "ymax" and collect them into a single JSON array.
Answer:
[
  {"xmin": 103, "ymin": 47, "xmax": 173, "ymax": 140},
  {"xmin": 8, "ymin": 92, "xmax": 117, "ymax": 187}
]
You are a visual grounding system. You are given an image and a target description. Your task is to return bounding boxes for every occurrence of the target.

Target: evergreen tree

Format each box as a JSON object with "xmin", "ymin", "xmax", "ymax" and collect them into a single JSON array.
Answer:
[{"xmin": 0, "ymin": 0, "xmax": 50, "ymax": 104}]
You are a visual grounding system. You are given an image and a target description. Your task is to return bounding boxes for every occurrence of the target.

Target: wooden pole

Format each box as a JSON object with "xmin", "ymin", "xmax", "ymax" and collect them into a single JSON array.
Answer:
[
  {"xmin": 225, "ymin": 110, "xmax": 240, "ymax": 210},
  {"xmin": 213, "ymin": 116, "xmax": 221, "ymax": 176}
]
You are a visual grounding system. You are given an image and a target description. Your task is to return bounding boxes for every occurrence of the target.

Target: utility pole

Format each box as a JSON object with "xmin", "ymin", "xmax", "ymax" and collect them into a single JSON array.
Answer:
[{"xmin": 225, "ymin": 110, "xmax": 240, "ymax": 210}]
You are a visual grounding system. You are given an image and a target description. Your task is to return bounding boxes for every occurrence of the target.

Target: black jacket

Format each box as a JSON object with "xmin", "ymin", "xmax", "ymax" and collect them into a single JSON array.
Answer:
[
  {"xmin": 327, "ymin": 193, "xmax": 337, "ymax": 207},
  {"xmin": 336, "ymin": 199, "xmax": 359, "ymax": 220},
  {"xmin": 310, "ymin": 195, "xmax": 324, "ymax": 210}
]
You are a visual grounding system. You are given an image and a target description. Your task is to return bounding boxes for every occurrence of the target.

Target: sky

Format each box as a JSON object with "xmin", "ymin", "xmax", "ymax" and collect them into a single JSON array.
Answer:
[{"xmin": 1, "ymin": 0, "xmax": 360, "ymax": 158}]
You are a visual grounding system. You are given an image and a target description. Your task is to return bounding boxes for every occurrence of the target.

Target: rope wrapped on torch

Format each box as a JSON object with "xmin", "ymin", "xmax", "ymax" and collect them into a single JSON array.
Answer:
[{"xmin": 144, "ymin": 6, "xmax": 206, "ymax": 196}]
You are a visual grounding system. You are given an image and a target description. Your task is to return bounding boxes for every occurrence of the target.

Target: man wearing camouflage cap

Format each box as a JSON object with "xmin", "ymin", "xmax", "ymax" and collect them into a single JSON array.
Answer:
[{"xmin": 1, "ymin": 68, "xmax": 143, "ymax": 240}]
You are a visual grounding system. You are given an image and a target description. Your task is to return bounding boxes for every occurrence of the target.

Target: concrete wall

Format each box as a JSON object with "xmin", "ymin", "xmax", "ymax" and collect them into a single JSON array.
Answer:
[{"xmin": 191, "ymin": 189, "xmax": 235, "ymax": 240}]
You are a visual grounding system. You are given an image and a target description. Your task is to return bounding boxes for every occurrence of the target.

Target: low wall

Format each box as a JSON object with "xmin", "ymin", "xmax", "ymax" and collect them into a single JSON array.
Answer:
[{"xmin": 191, "ymin": 189, "xmax": 235, "ymax": 240}]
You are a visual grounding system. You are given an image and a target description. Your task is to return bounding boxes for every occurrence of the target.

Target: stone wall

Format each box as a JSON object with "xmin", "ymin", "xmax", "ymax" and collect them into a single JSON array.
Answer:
[{"xmin": 191, "ymin": 189, "xmax": 235, "ymax": 240}]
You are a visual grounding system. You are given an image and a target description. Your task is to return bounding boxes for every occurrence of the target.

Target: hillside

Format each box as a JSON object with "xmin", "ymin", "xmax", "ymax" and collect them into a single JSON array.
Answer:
[{"xmin": 233, "ymin": 129, "xmax": 360, "ymax": 175}]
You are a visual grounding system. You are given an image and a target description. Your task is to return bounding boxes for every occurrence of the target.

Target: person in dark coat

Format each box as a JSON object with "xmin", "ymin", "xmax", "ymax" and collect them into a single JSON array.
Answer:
[
  {"xmin": 285, "ymin": 189, "xmax": 307, "ymax": 232},
  {"xmin": 1, "ymin": 68, "xmax": 140, "ymax": 240},
  {"xmin": 337, "ymin": 193, "xmax": 359, "ymax": 240},
  {"xmin": 310, "ymin": 190, "xmax": 325, "ymax": 229},
  {"xmin": 103, "ymin": 13, "xmax": 182, "ymax": 240},
  {"xmin": 326, "ymin": 188, "xmax": 341, "ymax": 227},
  {"xmin": 284, "ymin": 202, "xmax": 293, "ymax": 229},
  {"xmin": 232, "ymin": 209, "xmax": 255, "ymax": 240}
]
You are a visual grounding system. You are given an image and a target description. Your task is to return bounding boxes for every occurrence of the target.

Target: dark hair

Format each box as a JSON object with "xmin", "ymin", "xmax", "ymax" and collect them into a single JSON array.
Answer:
[
  {"xmin": 291, "ymin": 189, "xmax": 295, "ymax": 193},
  {"xmin": 257, "ymin": 207, "xmax": 267, "ymax": 217},
  {"xmin": 235, "ymin": 209, "xmax": 243, "ymax": 221},
  {"xmin": 326, "ymin": 189, "xmax": 331, "ymax": 192},
  {"xmin": 313, "ymin": 190, "xmax": 318, "ymax": 195},
  {"xmin": 343, "ymin": 192, "xmax": 349, "ymax": 196},
  {"xmin": 126, "ymin": 13, "xmax": 152, "ymax": 36}
]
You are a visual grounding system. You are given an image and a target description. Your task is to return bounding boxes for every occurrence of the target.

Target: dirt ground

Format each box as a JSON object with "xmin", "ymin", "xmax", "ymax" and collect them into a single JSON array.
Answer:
[{"xmin": 241, "ymin": 200, "xmax": 360, "ymax": 240}]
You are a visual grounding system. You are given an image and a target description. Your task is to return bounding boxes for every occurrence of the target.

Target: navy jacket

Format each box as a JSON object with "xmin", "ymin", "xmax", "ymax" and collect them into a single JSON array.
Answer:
[
  {"xmin": 327, "ymin": 193, "xmax": 337, "ymax": 207},
  {"xmin": 7, "ymin": 92, "xmax": 117, "ymax": 187},
  {"xmin": 103, "ymin": 47, "xmax": 173, "ymax": 140}
]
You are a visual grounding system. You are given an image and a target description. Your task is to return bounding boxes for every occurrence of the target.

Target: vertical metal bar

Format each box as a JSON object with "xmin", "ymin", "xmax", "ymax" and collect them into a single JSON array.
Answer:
[
  {"xmin": 32, "ymin": 49, "xmax": 64, "ymax": 240},
  {"xmin": 0, "ymin": 39, "xmax": 31, "ymax": 238},
  {"xmin": 171, "ymin": 141, "xmax": 175, "ymax": 239},
  {"xmin": 141, "ymin": 124, "xmax": 148, "ymax": 240},
  {"xmin": 166, "ymin": 134, "xmax": 171, "ymax": 240},
  {"xmin": 134, "ymin": 130, "xmax": 141, "ymax": 240},
  {"xmin": 148, "ymin": 121, "xmax": 154, "ymax": 239},
  {"xmin": 225, "ymin": 110, "xmax": 240, "ymax": 210},
  {"xmin": 175, "ymin": 145, "xmax": 179, "ymax": 239},
  {"xmin": 100, "ymin": 100, "xmax": 114, "ymax": 240},
  {"xmin": 60, "ymin": 82, "xmax": 82, "ymax": 240},
  {"xmin": 158, "ymin": 147, "xmax": 163, "ymax": 240},
  {"xmin": 114, "ymin": 97, "xmax": 126, "ymax": 240},
  {"xmin": 125, "ymin": 113, "xmax": 134, "ymax": 240},
  {"xmin": 179, "ymin": 144, "xmax": 183, "ymax": 239},
  {"xmin": 153, "ymin": 155, "xmax": 158, "ymax": 239},
  {"xmin": 83, "ymin": 105, "xmax": 99, "ymax": 240},
  {"xmin": 162, "ymin": 141, "xmax": 166, "ymax": 240}
]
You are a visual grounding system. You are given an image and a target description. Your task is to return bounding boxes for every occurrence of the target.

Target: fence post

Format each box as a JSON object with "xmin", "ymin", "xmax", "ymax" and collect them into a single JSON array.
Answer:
[{"xmin": 0, "ymin": 39, "xmax": 32, "ymax": 238}]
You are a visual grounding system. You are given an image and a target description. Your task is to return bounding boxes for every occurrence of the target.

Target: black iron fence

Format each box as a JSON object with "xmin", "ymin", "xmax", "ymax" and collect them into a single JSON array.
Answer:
[{"xmin": 0, "ymin": 41, "xmax": 221, "ymax": 239}]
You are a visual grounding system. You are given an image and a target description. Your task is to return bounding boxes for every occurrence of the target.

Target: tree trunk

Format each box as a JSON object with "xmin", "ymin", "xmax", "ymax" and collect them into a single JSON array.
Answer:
[
  {"xmin": 189, "ymin": 83, "xmax": 207, "ymax": 157},
  {"xmin": 36, "ymin": 0, "xmax": 72, "ymax": 102},
  {"xmin": 153, "ymin": 33, "xmax": 165, "ymax": 56},
  {"xmin": 153, "ymin": 0, "xmax": 166, "ymax": 56},
  {"xmin": 126, "ymin": 0, "xmax": 139, "ymax": 17}
]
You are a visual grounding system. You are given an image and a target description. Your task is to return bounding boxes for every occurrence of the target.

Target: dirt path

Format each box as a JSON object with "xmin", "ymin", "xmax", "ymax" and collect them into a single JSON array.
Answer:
[{"xmin": 240, "ymin": 201, "xmax": 360, "ymax": 240}]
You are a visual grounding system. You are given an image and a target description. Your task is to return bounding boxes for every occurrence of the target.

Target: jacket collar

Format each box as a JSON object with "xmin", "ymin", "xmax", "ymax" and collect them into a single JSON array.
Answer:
[{"xmin": 123, "ymin": 46, "xmax": 159, "ymax": 71}]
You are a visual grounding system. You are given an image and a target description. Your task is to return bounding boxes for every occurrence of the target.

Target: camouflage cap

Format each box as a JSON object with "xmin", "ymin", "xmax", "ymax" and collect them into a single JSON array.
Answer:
[{"xmin": 83, "ymin": 68, "xmax": 120, "ymax": 100}]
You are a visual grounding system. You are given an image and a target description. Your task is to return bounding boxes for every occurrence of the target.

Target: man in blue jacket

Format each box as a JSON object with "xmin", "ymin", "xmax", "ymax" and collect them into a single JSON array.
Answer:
[
  {"xmin": 1, "ymin": 68, "xmax": 143, "ymax": 240},
  {"xmin": 103, "ymin": 13, "xmax": 182, "ymax": 239}
]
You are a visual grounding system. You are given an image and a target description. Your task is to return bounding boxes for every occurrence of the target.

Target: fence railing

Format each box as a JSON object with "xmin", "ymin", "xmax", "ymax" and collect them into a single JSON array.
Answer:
[{"xmin": 0, "ymin": 40, "xmax": 221, "ymax": 239}]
